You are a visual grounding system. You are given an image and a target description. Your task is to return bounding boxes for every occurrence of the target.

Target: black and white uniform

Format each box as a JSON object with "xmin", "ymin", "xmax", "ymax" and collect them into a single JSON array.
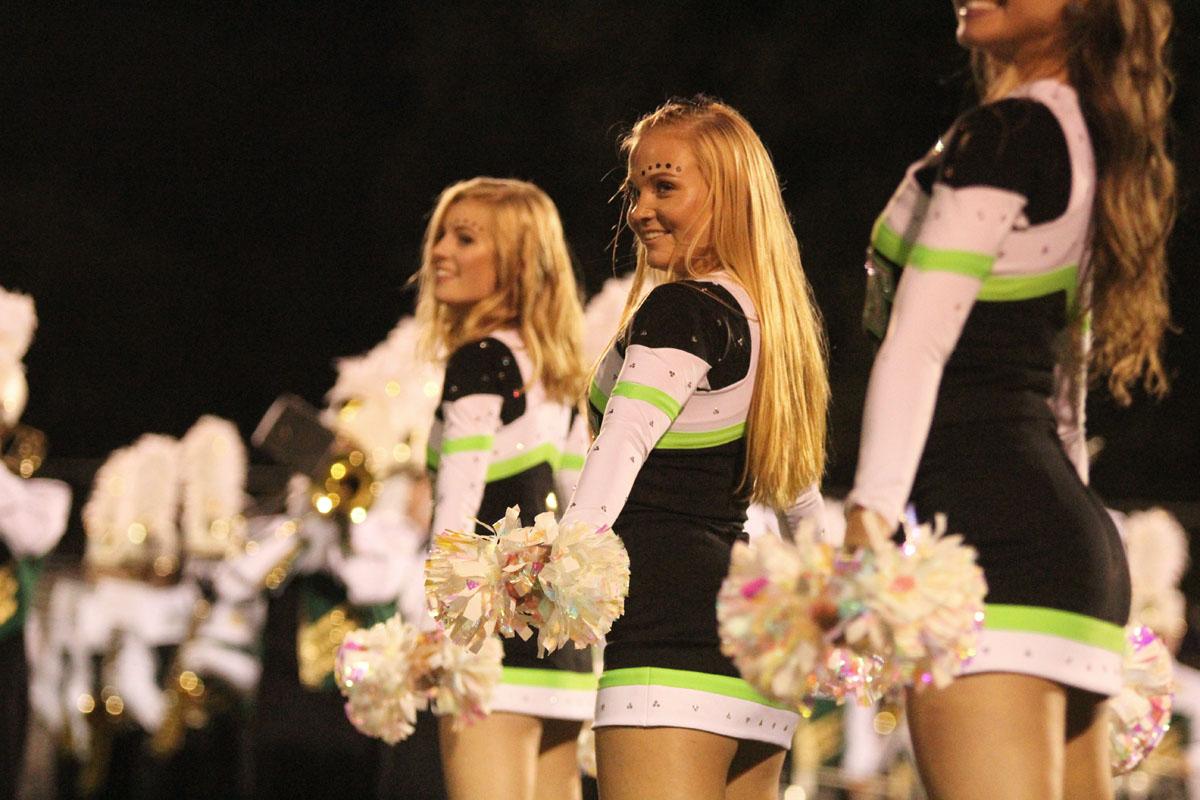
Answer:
[
  {"xmin": 562, "ymin": 274, "xmax": 824, "ymax": 748},
  {"xmin": 848, "ymin": 79, "xmax": 1130, "ymax": 695},
  {"xmin": 426, "ymin": 328, "xmax": 594, "ymax": 719}
]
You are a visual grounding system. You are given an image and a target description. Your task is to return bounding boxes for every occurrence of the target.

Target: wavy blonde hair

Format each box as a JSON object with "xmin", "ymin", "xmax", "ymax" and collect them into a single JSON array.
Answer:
[
  {"xmin": 415, "ymin": 178, "xmax": 586, "ymax": 404},
  {"xmin": 974, "ymin": 0, "xmax": 1176, "ymax": 405},
  {"xmin": 613, "ymin": 97, "xmax": 829, "ymax": 508}
]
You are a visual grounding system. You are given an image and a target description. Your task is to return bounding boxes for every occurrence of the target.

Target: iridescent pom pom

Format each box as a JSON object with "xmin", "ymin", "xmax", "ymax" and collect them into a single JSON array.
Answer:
[
  {"xmin": 717, "ymin": 519, "xmax": 985, "ymax": 707},
  {"xmin": 426, "ymin": 506, "xmax": 630, "ymax": 656},
  {"xmin": 334, "ymin": 616, "xmax": 424, "ymax": 744},
  {"xmin": 537, "ymin": 513, "xmax": 630, "ymax": 655},
  {"xmin": 422, "ymin": 630, "xmax": 504, "ymax": 728},
  {"xmin": 494, "ymin": 507, "xmax": 555, "ymax": 643},
  {"xmin": 717, "ymin": 534, "xmax": 834, "ymax": 705},
  {"xmin": 425, "ymin": 528, "xmax": 503, "ymax": 652},
  {"xmin": 849, "ymin": 518, "xmax": 987, "ymax": 691},
  {"xmin": 1110, "ymin": 625, "xmax": 1173, "ymax": 775},
  {"xmin": 335, "ymin": 616, "xmax": 503, "ymax": 743}
]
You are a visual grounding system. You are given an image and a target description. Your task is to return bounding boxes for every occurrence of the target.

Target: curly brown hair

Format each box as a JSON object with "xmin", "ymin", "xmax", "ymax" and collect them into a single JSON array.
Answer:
[{"xmin": 975, "ymin": 0, "xmax": 1176, "ymax": 405}]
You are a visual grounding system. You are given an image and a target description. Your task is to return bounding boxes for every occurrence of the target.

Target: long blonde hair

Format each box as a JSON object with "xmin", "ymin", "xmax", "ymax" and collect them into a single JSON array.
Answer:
[
  {"xmin": 415, "ymin": 177, "xmax": 586, "ymax": 404},
  {"xmin": 974, "ymin": 0, "xmax": 1176, "ymax": 405},
  {"xmin": 614, "ymin": 97, "xmax": 829, "ymax": 508}
]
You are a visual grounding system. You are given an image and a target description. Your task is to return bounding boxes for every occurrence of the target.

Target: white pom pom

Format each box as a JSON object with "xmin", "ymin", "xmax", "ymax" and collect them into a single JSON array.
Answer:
[
  {"xmin": 336, "ymin": 618, "xmax": 503, "ymax": 743},
  {"xmin": 851, "ymin": 519, "xmax": 987, "ymax": 690},
  {"xmin": 335, "ymin": 616, "xmax": 426, "ymax": 744},
  {"xmin": 426, "ymin": 506, "xmax": 631, "ymax": 657},
  {"xmin": 537, "ymin": 516, "xmax": 630, "ymax": 655},
  {"xmin": 427, "ymin": 633, "xmax": 503, "ymax": 726},
  {"xmin": 425, "ymin": 528, "xmax": 504, "ymax": 652}
]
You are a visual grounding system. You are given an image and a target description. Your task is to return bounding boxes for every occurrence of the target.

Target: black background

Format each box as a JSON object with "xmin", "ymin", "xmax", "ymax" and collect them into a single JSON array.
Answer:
[{"xmin": 3, "ymin": 2, "xmax": 1197, "ymax": 500}]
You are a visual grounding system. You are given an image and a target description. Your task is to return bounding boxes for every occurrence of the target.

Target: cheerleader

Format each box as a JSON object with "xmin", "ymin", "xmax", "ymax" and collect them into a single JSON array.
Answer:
[
  {"xmin": 844, "ymin": 2, "xmax": 1176, "ymax": 797},
  {"xmin": 559, "ymin": 98, "xmax": 829, "ymax": 800},
  {"xmin": 416, "ymin": 177, "xmax": 594, "ymax": 800}
]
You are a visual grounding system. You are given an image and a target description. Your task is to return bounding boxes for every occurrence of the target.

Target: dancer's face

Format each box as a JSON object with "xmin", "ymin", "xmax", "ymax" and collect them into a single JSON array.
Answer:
[
  {"xmin": 626, "ymin": 128, "xmax": 712, "ymax": 271},
  {"xmin": 429, "ymin": 200, "xmax": 499, "ymax": 307},
  {"xmin": 952, "ymin": 0, "xmax": 1071, "ymax": 61}
]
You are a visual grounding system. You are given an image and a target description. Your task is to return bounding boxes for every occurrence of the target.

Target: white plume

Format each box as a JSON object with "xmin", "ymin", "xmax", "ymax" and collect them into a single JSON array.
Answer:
[
  {"xmin": 1125, "ymin": 507, "xmax": 1189, "ymax": 593},
  {"xmin": 0, "ymin": 288, "xmax": 36, "ymax": 425},
  {"xmin": 180, "ymin": 415, "xmax": 248, "ymax": 559},
  {"xmin": 0, "ymin": 287, "xmax": 36, "ymax": 364},
  {"xmin": 1123, "ymin": 507, "xmax": 1190, "ymax": 640},
  {"xmin": 583, "ymin": 273, "xmax": 649, "ymax": 363},
  {"xmin": 323, "ymin": 316, "xmax": 443, "ymax": 475},
  {"xmin": 84, "ymin": 434, "xmax": 181, "ymax": 576}
]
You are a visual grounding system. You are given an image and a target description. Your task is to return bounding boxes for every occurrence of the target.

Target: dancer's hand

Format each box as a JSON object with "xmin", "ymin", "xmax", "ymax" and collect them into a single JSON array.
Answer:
[{"xmin": 843, "ymin": 505, "xmax": 891, "ymax": 551}]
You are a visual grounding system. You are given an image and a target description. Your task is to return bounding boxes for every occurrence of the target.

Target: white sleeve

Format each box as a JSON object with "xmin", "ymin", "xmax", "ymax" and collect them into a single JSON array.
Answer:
[
  {"xmin": 181, "ymin": 594, "xmax": 266, "ymax": 694},
  {"xmin": 782, "ymin": 483, "xmax": 826, "ymax": 539},
  {"xmin": 560, "ymin": 343, "xmax": 709, "ymax": 531},
  {"xmin": 429, "ymin": 394, "xmax": 502, "ymax": 536},
  {"xmin": 846, "ymin": 269, "xmax": 983, "ymax": 522},
  {"xmin": 0, "ymin": 468, "xmax": 71, "ymax": 558},
  {"xmin": 328, "ymin": 510, "xmax": 423, "ymax": 606}
]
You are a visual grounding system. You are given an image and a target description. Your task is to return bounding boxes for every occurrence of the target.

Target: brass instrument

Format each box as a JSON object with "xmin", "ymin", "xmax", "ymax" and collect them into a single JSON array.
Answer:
[
  {"xmin": 1, "ymin": 423, "xmax": 46, "ymax": 478},
  {"xmin": 309, "ymin": 447, "xmax": 379, "ymax": 524}
]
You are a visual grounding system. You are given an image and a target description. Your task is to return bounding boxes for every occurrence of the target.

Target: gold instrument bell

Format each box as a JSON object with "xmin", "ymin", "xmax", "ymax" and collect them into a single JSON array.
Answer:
[
  {"xmin": 309, "ymin": 448, "xmax": 378, "ymax": 524},
  {"xmin": 1, "ymin": 423, "xmax": 46, "ymax": 479}
]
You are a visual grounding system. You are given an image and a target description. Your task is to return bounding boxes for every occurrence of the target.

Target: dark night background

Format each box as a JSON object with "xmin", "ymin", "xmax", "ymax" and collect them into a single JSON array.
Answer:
[{"xmin": 3, "ymin": 3, "xmax": 1197, "ymax": 503}]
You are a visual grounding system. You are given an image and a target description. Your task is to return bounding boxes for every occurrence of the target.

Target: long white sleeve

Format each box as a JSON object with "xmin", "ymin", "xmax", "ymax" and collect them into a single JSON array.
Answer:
[
  {"xmin": 783, "ymin": 483, "xmax": 826, "ymax": 539},
  {"xmin": 561, "ymin": 343, "xmax": 709, "ymax": 531},
  {"xmin": 429, "ymin": 393, "xmax": 502, "ymax": 536},
  {"xmin": 847, "ymin": 269, "xmax": 983, "ymax": 522}
]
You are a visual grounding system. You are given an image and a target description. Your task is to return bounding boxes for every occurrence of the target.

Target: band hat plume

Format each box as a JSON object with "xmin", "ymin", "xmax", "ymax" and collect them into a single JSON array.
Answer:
[
  {"xmin": 1121, "ymin": 507, "xmax": 1189, "ymax": 641},
  {"xmin": 83, "ymin": 434, "xmax": 182, "ymax": 579},
  {"xmin": 0, "ymin": 287, "xmax": 35, "ymax": 426},
  {"xmin": 0, "ymin": 287, "xmax": 35, "ymax": 365},
  {"xmin": 323, "ymin": 315, "xmax": 444, "ymax": 476},
  {"xmin": 582, "ymin": 273, "xmax": 651, "ymax": 364},
  {"xmin": 179, "ymin": 415, "xmax": 248, "ymax": 560}
]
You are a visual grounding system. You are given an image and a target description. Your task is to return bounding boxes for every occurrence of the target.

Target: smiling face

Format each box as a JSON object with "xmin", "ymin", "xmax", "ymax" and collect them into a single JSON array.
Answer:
[
  {"xmin": 625, "ymin": 127, "xmax": 713, "ymax": 272},
  {"xmin": 953, "ymin": 0, "xmax": 1072, "ymax": 63},
  {"xmin": 428, "ymin": 199, "xmax": 499, "ymax": 307}
]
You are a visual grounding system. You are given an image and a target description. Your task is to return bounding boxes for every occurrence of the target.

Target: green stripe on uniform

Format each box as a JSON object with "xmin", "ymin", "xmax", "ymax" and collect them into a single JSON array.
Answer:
[
  {"xmin": 611, "ymin": 382, "xmax": 682, "ymax": 420},
  {"xmin": 502, "ymin": 666, "xmax": 598, "ymax": 691},
  {"xmin": 587, "ymin": 383, "xmax": 743, "ymax": 451},
  {"xmin": 907, "ymin": 243, "xmax": 994, "ymax": 279},
  {"xmin": 442, "ymin": 434, "xmax": 494, "ymax": 454},
  {"xmin": 871, "ymin": 215, "xmax": 913, "ymax": 266},
  {"xmin": 875, "ymin": 218, "xmax": 1079, "ymax": 306},
  {"xmin": 485, "ymin": 442, "xmax": 561, "ymax": 482},
  {"xmin": 560, "ymin": 453, "xmax": 585, "ymax": 471},
  {"xmin": 984, "ymin": 604, "xmax": 1125, "ymax": 654},
  {"xmin": 978, "ymin": 263, "xmax": 1078, "ymax": 308},
  {"xmin": 599, "ymin": 666, "xmax": 792, "ymax": 710},
  {"xmin": 657, "ymin": 423, "xmax": 745, "ymax": 450},
  {"xmin": 875, "ymin": 218, "xmax": 993, "ymax": 279}
]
